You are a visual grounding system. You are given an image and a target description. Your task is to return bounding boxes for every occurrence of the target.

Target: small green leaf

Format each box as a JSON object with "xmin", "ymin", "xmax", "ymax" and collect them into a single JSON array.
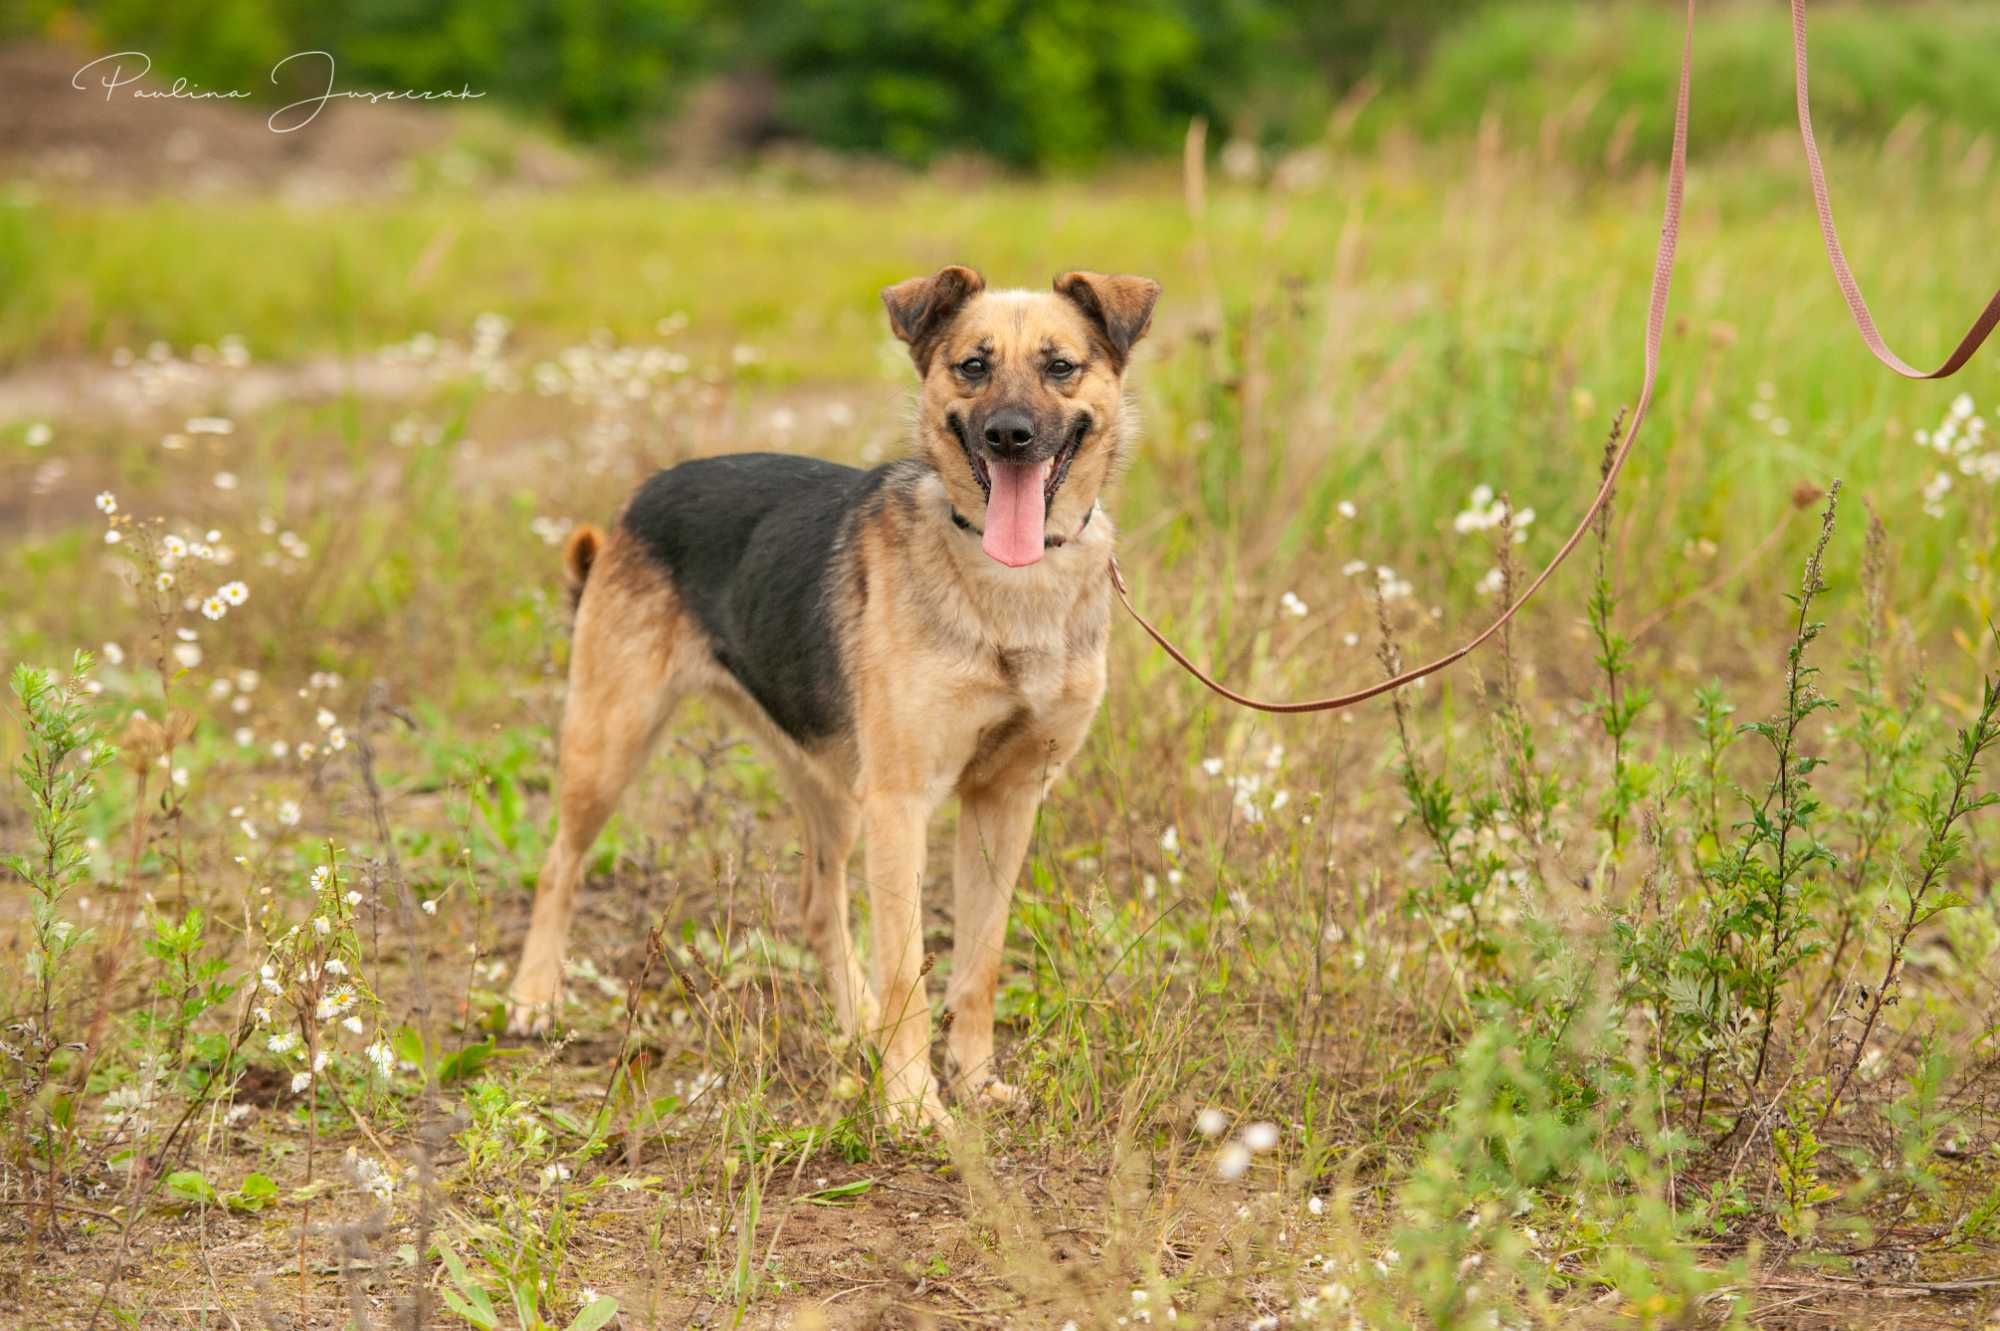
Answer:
[
  {"xmin": 393, "ymin": 1024, "xmax": 426, "ymax": 1070},
  {"xmin": 567, "ymin": 1296, "xmax": 619, "ymax": 1331},
  {"xmin": 801, "ymin": 1177, "xmax": 874, "ymax": 1205},
  {"xmin": 164, "ymin": 1170, "xmax": 217, "ymax": 1206},
  {"xmin": 439, "ymin": 1286, "xmax": 498, "ymax": 1331},
  {"xmin": 437, "ymin": 1246, "xmax": 497, "ymax": 1329},
  {"xmin": 439, "ymin": 1037, "xmax": 495, "ymax": 1086},
  {"xmin": 229, "ymin": 1173, "xmax": 278, "ymax": 1212}
]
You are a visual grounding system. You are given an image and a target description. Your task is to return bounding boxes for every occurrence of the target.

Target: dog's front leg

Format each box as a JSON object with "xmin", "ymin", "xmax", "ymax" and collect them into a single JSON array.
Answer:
[
  {"xmin": 862, "ymin": 788, "xmax": 947, "ymax": 1127},
  {"xmin": 945, "ymin": 778, "xmax": 1041, "ymax": 1103}
]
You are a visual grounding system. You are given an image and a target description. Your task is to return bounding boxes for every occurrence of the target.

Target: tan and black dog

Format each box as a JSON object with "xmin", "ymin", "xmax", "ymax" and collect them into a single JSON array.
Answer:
[{"xmin": 506, "ymin": 266, "xmax": 1159, "ymax": 1124}]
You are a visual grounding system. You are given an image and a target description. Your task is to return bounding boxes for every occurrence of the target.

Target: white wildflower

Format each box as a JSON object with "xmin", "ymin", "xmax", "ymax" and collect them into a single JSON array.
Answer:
[
  {"xmin": 1923, "ymin": 470, "xmax": 1954, "ymax": 518},
  {"xmin": 346, "ymin": 1148, "xmax": 395, "ymax": 1202},
  {"xmin": 96, "ymin": 491, "xmax": 117, "ymax": 514}
]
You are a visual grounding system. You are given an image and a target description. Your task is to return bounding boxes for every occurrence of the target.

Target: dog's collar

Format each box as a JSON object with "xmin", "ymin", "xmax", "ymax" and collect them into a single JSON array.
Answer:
[{"xmin": 949, "ymin": 502, "xmax": 1096, "ymax": 549}]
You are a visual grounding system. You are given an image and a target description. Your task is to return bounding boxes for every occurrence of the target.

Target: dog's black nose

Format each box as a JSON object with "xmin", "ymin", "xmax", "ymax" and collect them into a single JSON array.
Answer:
[{"xmin": 981, "ymin": 409, "xmax": 1036, "ymax": 454}]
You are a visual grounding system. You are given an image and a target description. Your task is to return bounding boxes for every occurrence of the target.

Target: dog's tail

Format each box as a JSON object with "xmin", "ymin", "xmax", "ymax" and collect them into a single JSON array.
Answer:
[{"xmin": 562, "ymin": 523, "xmax": 604, "ymax": 613}]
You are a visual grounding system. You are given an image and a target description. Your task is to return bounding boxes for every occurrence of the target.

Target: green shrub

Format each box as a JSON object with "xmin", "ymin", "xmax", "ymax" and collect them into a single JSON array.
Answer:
[{"xmin": 48, "ymin": 0, "xmax": 1470, "ymax": 162}]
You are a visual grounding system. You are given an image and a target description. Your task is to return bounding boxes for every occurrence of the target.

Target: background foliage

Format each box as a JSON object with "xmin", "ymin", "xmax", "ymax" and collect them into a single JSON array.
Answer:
[{"xmin": 21, "ymin": 1, "xmax": 1997, "ymax": 168}]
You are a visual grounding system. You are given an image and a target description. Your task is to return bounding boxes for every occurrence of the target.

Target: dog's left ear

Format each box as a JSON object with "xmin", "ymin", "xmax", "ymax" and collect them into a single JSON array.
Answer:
[
  {"xmin": 1054, "ymin": 271, "xmax": 1161, "ymax": 370},
  {"xmin": 882, "ymin": 265, "xmax": 985, "ymax": 372}
]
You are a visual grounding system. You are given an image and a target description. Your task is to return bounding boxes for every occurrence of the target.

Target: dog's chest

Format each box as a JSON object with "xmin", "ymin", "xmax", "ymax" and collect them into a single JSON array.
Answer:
[{"xmin": 963, "ymin": 581, "xmax": 1092, "ymax": 707}]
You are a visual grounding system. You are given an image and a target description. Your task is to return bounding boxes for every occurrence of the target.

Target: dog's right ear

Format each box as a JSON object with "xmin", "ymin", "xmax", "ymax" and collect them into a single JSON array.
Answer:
[{"xmin": 881, "ymin": 265, "xmax": 985, "ymax": 372}]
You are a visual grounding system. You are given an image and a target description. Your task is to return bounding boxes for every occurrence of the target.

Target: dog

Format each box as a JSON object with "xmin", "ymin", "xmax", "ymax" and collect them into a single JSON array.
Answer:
[{"xmin": 505, "ymin": 265, "xmax": 1160, "ymax": 1124}]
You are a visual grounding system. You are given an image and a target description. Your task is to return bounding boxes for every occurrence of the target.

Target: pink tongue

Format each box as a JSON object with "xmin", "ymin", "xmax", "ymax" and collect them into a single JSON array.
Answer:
[{"xmin": 982, "ymin": 460, "xmax": 1052, "ymax": 567}]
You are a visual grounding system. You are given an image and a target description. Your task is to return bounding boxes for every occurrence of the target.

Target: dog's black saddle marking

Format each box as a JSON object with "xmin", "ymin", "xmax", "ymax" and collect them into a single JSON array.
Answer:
[{"xmin": 623, "ymin": 454, "xmax": 887, "ymax": 744}]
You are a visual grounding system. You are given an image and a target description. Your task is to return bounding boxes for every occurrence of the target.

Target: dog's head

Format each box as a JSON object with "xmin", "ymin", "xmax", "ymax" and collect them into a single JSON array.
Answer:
[{"xmin": 882, "ymin": 265, "xmax": 1159, "ymax": 568}]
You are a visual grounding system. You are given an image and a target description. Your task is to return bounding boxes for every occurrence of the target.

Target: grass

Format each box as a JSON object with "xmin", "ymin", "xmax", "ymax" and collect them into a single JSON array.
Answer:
[
  {"xmin": 1387, "ymin": 1, "xmax": 2000, "ymax": 169},
  {"xmin": 3, "ymin": 76, "xmax": 2000, "ymax": 1331}
]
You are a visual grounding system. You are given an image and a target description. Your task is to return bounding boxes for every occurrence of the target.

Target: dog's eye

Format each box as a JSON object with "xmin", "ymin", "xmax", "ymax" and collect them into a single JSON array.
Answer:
[
  {"xmin": 1046, "ymin": 358, "xmax": 1077, "ymax": 379},
  {"xmin": 956, "ymin": 357, "xmax": 988, "ymax": 378}
]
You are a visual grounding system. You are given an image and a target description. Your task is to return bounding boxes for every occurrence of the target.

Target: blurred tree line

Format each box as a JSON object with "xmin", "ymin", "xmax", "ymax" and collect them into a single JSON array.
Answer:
[{"xmin": 22, "ymin": 0, "xmax": 1476, "ymax": 165}]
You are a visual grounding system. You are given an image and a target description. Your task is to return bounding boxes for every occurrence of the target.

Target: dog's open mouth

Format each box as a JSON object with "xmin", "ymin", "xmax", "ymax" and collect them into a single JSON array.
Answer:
[{"xmin": 948, "ymin": 414, "xmax": 1090, "ymax": 569}]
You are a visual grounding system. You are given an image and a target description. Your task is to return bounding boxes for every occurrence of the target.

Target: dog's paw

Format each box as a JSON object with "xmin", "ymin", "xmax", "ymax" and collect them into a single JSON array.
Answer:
[
  {"xmin": 949, "ymin": 1072, "xmax": 1023, "ymax": 1110},
  {"xmin": 974, "ymin": 1077, "xmax": 1023, "ymax": 1107},
  {"xmin": 505, "ymin": 986, "xmax": 563, "ymax": 1038},
  {"xmin": 882, "ymin": 1072, "xmax": 951, "ymax": 1133}
]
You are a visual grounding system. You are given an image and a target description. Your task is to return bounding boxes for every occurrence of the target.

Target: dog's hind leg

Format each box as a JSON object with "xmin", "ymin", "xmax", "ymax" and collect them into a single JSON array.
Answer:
[
  {"xmin": 508, "ymin": 538, "xmax": 680, "ymax": 1036},
  {"xmin": 788, "ymin": 780, "xmax": 878, "ymax": 1040}
]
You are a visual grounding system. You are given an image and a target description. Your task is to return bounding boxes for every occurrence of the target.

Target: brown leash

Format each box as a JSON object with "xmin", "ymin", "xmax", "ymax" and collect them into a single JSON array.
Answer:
[
  {"xmin": 1111, "ymin": 0, "xmax": 1999, "ymax": 713},
  {"xmin": 1789, "ymin": 0, "xmax": 2000, "ymax": 380}
]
